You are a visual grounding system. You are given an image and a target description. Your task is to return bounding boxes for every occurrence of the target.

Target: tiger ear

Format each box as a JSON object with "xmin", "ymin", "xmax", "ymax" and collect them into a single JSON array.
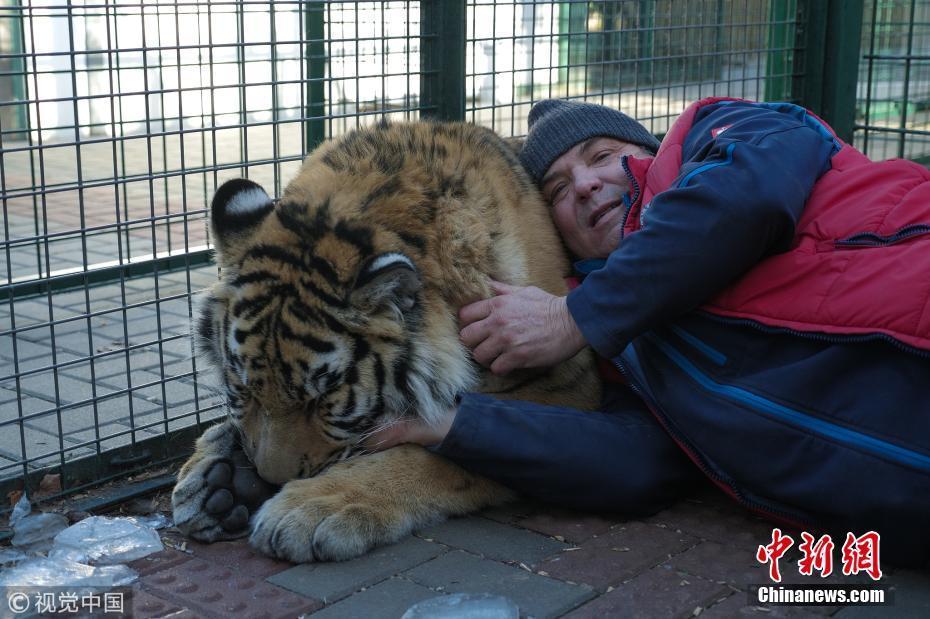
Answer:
[
  {"xmin": 350, "ymin": 253, "xmax": 421, "ymax": 316},
  {"xmin": 211, "ymin": 178, "xmax": 275, "ymax": 264}
]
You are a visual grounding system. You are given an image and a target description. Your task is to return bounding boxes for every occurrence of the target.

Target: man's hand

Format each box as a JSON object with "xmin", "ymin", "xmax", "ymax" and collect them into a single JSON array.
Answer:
[
  {"xmin": 458, "ymin": 281, "xmax": 587, "ymax": 375},
  {"xmin": 363, "ymin": 409, "xmax": 457, "ymax": 451}
]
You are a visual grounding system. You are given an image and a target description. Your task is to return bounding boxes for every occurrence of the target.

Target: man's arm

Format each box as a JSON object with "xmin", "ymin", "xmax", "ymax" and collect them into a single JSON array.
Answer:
[{"xmin": 568, "ymin": 107, "xmax": 836, "ymax": 359}]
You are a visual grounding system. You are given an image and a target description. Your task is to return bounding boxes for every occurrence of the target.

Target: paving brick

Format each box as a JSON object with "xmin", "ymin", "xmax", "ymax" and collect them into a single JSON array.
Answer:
[
  {"xmin": 23, "ymin": 399, "xmax": 145, "ymax": 438},
  {"xmin": 0, "ymin": 336, "xmax": 82, "ymax": 373},
  {"xmin": 516, "ymin": 508, "xmax": 617, "ymax": 544},
  {"xmin": 142, "ymin": 556, "xmax": 322, "ymax": 618},
  {"xmin": 418, "ymin": 516, "xmax": 568, "ymax": 566},
  {"xmin": 46, "ymin": 290, "xmax": 96, "ymax": 312},
  {"xmin": 478, "ymin": 499, "xmax": 541, "ymax": 525},
  {"xmin": 18, "ymin": 373, "xmax": 101, "ymax": 405},
  {"xmin": 834, "ymin": 570, "xmax": 930, "ymax": 618},
  {"xmin": 69, "ymin": 393, "xmax": 164, "ymax": 428},
  {"xmin": 154, "ymin": 337, "xmax": 196, "ymax": 359},
  {"xmin": 133, "ymin": 377, "xmax": 198, "ymax": 409},
  {"xmin": 667, "ymin": 539, "xmax": 867, "ymax": 599},
  {"xmin": 267, "ymin": 536, "xmax": 444, "ymax": 604},
  {"xmin": 93, "ymin": 305, "xmax": 160, "ymax": 326},
  {"xmin": 182, "ymin": 370, "xmax": 223, "ymax": 399},
  {"xmin": 405, "ymin": 550, "xmax": 595, "ymax": 619},
  {"xmin": 137, "ymin": 359, "xmax": 200, "ymax": 385},
  {"xmin": 1, "ymin": 372, "xmax": 64, "ymax": 407},
  {"xmin": 127, "ymin": 547, "xmax": 194, "ymax": 577},
  {"xmin": 668, "ymin": 540, "xmax": 771, "ymax": 588},
  {"xmin": 129, "ymin": 586, "xmax": 194, "ymax": 618},
  {"xmin": 699, "ymin": 590, "xmax": 825, "ymax": 618},
  {"xmin": 43, "ymin": 316, "xmax": 95, "ymax": 338},
  {"xmin": 539, "ymin": 521, "xmax": 699, "ymax": 591},
  {"xmin": 152, "ymin": 311, "xmax": 193, "ymax": 336},
  {"xmin": 306, "ymin": 577, "xmax": 437, "ymax": 619},
  {"xmin": 645, "ymin": 495, "xmax": 775, "ymax": 547},
  {"xmin": 95, "ymin": 318, "xmax": 154, "ymax": 346},
  {"xmin": 0, "ymin": 298, "xmax": 54, "ymax": 330},
  {"xmin": 45, "ymin": 330, "xmax": 93, "ymax": 357},
  {"xmin": 154, "ymin": 407, "xmax": 224, "ymax": 435},
  {"xmin": 0, "ymin": 419, "xmax": 94, "ymax": 472},
  {"xmin": 66, "ymin": 355, "xmax": 132, "ymax": 382},
  {"xmin": 123, "ymin": 352, "xmax": 179, "ymax": 376},
  {"xmin": 563, "ymin": 564, "xmax": 732, "ymax": 619},
  {"xmin": 56, "ymin": 360, "xmax": 129, "ymax": 391},
  {"xmin": 160, "ymin": 535, "xmax": 293, "ymax": 579},
  {"xmin": 0, "ymin": 388, "xmax": 58, "ymax": 415},
  {"xmin": 156, "ymin": 268, "xmax": 216, "ymax": 291}
]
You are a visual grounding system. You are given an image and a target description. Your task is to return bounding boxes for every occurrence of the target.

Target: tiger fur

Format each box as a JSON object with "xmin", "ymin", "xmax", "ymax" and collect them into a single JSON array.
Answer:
[{"xmin": 171, "ymin": 121, "xmax": 602, "ymax": 563}]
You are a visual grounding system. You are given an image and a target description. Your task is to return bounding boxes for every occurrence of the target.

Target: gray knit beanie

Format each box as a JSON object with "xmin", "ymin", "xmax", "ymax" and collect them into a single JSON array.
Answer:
[{"xmin": 519, "ymin": 99, "xmax": 661, "ymax": 184}]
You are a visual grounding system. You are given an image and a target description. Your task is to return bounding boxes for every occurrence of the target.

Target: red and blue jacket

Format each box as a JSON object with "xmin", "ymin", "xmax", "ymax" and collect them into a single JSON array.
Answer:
[{"xmin": 567, "ymin": 98, "xmax": 930, "ymax": 565}]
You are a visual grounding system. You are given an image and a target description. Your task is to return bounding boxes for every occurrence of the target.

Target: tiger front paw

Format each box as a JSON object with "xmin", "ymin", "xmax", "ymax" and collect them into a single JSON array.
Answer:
[
  {"xmin": 250, "ymin": 477, "xmax": 403, "ymax": 563},
  {"xmin": 248, "ymin": 446, "xmax": 510, "ymax": 563},
  {"xmin": 172, "ymin": 424, "xmax": 279, "ymax": 542}
]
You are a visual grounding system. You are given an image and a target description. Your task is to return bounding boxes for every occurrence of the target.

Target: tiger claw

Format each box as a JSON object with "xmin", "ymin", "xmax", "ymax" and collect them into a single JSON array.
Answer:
[{"xmin": 172, "ymin": 423, "xmax": 279, "ymax": 543}]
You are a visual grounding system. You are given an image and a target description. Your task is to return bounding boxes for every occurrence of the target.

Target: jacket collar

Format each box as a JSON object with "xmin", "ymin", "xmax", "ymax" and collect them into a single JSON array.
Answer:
[{"xmin": 620, "ymin": 154, "xmax": 654, "ymax": 238}]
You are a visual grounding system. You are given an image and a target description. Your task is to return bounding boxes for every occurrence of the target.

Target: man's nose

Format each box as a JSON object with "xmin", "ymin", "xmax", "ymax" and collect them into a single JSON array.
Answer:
[{"xmin": 574, "ymin": 174, "xmax": 602, "ymax": 200}]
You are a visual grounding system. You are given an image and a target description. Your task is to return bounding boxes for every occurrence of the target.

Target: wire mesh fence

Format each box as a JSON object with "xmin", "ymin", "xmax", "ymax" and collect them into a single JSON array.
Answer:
[
  {"xmin": 856, "ymin": 0, "xmax": 930, "ymax": 162},
  {"xmin": 464, "ymin": 0, "xmax": 799, "ymax": 138},
  {"xmin": 0, "ymin": 0, "xmax": 903, "ymax": 503}
]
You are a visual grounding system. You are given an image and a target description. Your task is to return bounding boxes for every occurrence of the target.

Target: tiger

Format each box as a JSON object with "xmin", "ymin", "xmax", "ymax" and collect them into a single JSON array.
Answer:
[{"xmin": 171, "ymin": 120, "xmax": 602, "ymax": 563}]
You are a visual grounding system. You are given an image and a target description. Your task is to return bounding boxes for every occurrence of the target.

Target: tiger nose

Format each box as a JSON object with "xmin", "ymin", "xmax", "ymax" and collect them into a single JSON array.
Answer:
[
  {"xmin": 252, "ymin": 446, "xmax": 301, "ymax": 485},
  {"xmin": 253, "ymin": 460, "xmax": 290, "ymax": 485}
]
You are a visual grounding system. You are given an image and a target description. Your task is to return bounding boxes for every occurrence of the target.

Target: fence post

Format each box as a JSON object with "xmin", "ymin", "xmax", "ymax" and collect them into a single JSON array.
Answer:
[
  {"xmin": 637, "ymin": 0, "xmax": 655, "ymax": 85},
  {"xmin": 420, "ymin": 0, "xmax": 465, "ymax": 121},
  {"xmin": 0, "ymin": 0, "xmax": 28, "ymax": 140},
  {"xmin": 305, "ymin": 1, "xmax": 326, "ymax": 151},
  {"xmin": 795, "ymin": 0, "xmax": 864, "ymax": 142},
  {"xmin": 764, "ymin": 0, "xmax": 794, "ymax": 101}
]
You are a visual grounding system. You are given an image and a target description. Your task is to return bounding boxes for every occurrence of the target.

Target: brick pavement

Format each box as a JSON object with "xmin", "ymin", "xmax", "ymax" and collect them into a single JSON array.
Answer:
[
  {"xmin": 0, "ymin": 265, "xmax": 225, "ymax": 479},
  {"xmin": 121, "ymin": 486, "xmax": 925, "ymax": 618}
]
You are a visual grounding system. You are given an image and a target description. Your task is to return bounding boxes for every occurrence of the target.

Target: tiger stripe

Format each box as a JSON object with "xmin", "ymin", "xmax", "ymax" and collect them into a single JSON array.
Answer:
[{"xmin": 191, "ymin": 119, "xmax": 600, "ymax": 487}]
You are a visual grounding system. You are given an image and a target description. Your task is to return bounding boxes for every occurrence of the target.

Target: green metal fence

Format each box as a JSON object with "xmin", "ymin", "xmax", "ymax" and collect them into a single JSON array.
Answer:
[
  {"xmin": 856, "ymin": 0, "xmax": 930, "ymax": 162},
  {"xmin": 460, "ymin": 1, "xmax": 803, "ymax": 139},
  {"xmin": 2, "ymin": 0, "xmax": 925, "ymax": 507}
]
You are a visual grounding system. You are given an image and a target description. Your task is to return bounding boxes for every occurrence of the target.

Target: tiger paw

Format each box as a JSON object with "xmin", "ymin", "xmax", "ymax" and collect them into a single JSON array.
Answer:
[
  {"xmin": 172, "ymin": 424, "xmax": 279, "ymax": 542},
  {"xmin": 249, "ymin": 478, "xmax": 394, "ymax": 563}
]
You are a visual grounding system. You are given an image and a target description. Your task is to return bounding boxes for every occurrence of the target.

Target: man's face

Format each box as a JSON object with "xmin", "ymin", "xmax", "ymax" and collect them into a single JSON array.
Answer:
[{"xmin": 541, "ymin": 137, "xmax": 651, "ymax": 259}]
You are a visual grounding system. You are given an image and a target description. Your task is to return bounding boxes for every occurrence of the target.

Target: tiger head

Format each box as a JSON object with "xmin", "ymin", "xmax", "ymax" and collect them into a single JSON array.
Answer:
[{"xmin": 198, "ymin": 167, "xmax": 478, "ymax": 484}]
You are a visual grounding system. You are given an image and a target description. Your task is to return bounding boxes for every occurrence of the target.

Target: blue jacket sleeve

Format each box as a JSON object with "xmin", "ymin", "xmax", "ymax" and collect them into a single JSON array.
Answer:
[{"xmin": 567, "ymin": 103, "xmax": 837, "ymax": 359}]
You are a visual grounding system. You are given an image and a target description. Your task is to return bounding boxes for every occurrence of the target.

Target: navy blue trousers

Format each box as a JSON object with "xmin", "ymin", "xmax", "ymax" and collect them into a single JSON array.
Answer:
[{"xmin": 433, "ymin": 383, "xmax": 702, "ymax": 516}]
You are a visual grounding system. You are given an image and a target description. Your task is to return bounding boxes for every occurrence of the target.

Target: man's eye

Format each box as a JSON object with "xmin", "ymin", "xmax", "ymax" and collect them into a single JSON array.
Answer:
[
  {"xmin": 593, "ymin": 150, "xmax": 612, "ymax": 162},
  {"xmin": 550, "ymin": 183, "xmax": 567, "ymax": 202}
]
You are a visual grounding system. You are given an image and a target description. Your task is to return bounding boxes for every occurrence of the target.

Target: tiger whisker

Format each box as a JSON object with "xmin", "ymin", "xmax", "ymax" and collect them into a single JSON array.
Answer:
[{"xmin": 354, "ymin": 415, "xmax": 409, "ymax": 447}]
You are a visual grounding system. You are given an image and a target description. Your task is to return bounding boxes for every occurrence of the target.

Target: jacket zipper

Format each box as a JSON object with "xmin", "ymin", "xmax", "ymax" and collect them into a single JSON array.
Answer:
[
  {"xmin": 835, "ymin": 223, "xmax": 930, "ymax": 248},
  {"xmin": 643, "ymin": 332, "xmax": 930, "ymax": 474},
  {"xmin": 618, "ymin": 156, "xmax": 641, "ymax": 242},
  {"xmin": 696, "ymin": 310, "xmax": 930, "ymax": 359},
  {"xmin": 612, "ymin": 352, "xmax": 813, "ymax": 530},
  {"xmin": 676, "ymin": 142, "xmax": 737, "ymax": 188}
]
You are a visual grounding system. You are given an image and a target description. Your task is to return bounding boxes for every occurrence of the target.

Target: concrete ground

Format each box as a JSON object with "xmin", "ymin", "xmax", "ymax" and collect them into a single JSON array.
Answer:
[{"xmin": 118, "ymin": 483, "xmax": 928, "ymax": 619}]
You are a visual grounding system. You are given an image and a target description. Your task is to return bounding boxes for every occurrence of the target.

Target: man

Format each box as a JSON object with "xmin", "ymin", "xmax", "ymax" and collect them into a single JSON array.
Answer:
[{"xmin": 370, "ymin": 98, "xmax": 930, "ymax": 566}]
